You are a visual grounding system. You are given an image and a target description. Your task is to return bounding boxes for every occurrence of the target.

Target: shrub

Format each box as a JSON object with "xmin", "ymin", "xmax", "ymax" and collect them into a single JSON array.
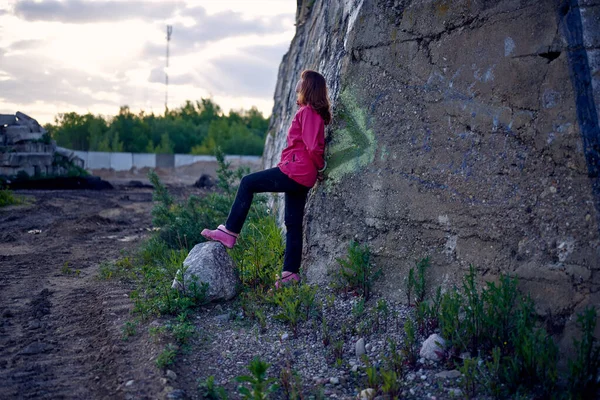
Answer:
[{"xmin": 0, "ymin": 189, "xmax": 22, "ymax": 207}]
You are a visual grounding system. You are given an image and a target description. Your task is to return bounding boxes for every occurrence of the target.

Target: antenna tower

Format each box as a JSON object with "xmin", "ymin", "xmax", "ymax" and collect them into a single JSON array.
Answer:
[{"xmin": 165, "ymin": 25, "xmax": 173, "ymax": 112}]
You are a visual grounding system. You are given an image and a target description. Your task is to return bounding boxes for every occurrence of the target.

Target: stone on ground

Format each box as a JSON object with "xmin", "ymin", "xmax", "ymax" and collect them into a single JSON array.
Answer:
[
  {"xmin": 419, "ymin": 333, "xmax": 446, "ymax": 362},
  {"xmin": 355, "ymin": 337, "xmax": 366, "ymax": 358},
  {"xmin": 171, "ymin": 242, "xmax": 239, "ymax": 301},
  {"xmin": 435, "ymin": 369, "xmax": 461, "ymax": 379}
]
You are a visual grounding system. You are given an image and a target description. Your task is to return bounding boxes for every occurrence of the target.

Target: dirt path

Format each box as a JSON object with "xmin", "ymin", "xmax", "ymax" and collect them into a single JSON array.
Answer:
[{"xmin": 0, "ymin": 186, "xmax": 187, "ymax": 399}]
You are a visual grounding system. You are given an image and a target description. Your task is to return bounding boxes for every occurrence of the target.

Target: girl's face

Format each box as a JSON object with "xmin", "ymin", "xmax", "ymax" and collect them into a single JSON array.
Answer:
[{"xmin": 295, "ymin": 78, "xmax": 303, "ymax": 94}]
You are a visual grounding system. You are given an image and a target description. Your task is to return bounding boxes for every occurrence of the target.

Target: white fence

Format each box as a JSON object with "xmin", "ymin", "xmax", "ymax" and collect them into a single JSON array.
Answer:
[{"xmin": 72, "ymin": 151, "xmax": 261, "ymax": 171}]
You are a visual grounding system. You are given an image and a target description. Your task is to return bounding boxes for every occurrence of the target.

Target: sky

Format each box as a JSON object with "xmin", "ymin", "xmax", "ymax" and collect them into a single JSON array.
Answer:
[{"xmin": 0, "ymin": 0, "xmax": 296, "ymax": 125}]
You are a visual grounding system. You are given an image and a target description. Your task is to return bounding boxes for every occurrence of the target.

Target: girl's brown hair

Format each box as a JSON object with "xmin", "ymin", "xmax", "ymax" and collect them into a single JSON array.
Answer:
[{"xmin": 297, "ymin": 70, "xmax": 332, "ymax": 125}]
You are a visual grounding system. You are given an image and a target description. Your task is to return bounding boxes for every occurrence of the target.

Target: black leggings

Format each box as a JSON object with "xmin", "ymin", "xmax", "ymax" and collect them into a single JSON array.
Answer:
[{"xmin": 225, "ymin": 167, "xmax": 310, "ymax": 274}]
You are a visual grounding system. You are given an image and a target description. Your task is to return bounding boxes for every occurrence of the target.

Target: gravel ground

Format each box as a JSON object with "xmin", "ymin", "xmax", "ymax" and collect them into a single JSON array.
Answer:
[{"xmin": 167, "ymin": 285, "xmax": 473, "ymax": 400}]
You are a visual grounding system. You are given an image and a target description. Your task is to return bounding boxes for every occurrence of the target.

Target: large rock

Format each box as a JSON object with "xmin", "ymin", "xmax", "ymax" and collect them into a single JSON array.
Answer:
[
  {"xmin": 263, "ymin": 0, "xmax": 600, "ymax": 347},
  {"xmin": 420, "ymin": 334, "xmax": 446, "ymax": 362},
  {"xmin": 171, "ymin": 242, "xmax": 240, "ymax": 301}
]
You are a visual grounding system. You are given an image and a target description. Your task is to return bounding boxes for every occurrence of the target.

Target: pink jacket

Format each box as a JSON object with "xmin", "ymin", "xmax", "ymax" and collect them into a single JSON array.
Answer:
[{"xmin": 277, "ymin": 105, "xmax": 325, "ymax": 188}]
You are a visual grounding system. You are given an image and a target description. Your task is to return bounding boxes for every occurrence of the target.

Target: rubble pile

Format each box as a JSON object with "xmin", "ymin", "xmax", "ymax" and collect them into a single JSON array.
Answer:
[{"xmin": 0, "ymin": 112, "xmax": 83, "ymax": 178}]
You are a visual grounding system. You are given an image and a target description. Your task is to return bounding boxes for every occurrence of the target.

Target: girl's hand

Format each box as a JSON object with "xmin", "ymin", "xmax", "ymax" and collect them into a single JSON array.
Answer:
[{"xmin": 317, "ymin": 171, "xmax": 325, "ymax": 182}]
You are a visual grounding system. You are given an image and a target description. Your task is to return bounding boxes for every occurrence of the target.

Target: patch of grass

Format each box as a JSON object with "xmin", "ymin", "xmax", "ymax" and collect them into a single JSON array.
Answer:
[
  {"xmin": 336, "ymin": 240, "xmax": 381, "ymax": 299},
  {"xmin": 270, "ymin": 283, "xmax": 319, "ymax": 336},
  {"xmin": 568, "ymin": 306, "xmax": 600, "ymax": 399},
  {"xmin": 60, "ymin": 261, "xmax": 81, "ymax": 276}
]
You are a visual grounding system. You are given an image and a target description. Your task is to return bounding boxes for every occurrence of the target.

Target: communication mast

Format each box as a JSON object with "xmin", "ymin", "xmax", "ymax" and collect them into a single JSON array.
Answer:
[{"xmin": 165, "ymin": 25, "xmax": 173, "ymax": 112}]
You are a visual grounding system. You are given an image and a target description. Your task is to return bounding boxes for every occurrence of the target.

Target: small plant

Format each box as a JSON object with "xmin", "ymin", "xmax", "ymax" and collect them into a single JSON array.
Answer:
[
  {"xmin": 336, "ymin": 241, "xmax": 381, "ymax": 300},
  {"xmin": 380, "ymin": 369, "xmax": 400, "ymax": 398},
  {"xmin": 198, "ymin": 375, "xmax": 228, "ymax": 399},
  {"xmin": 279, "ymin": 362, "xmax": 303, "ymax": 400},
  {"xmin": 376, "ymin": 298, "xmax": 389, "ymax": 329},
  {"xmin": 383, "ymin": 338, "xmax": 404, "ymax": 377},
  {"xmin": 235, "ymin": 357, "xmax": 278, "ymax": 399},
  {"xmin": 155, "ymin": 343, "xmax": 178, "ymax": 369},
  {"xmin": 402, "ymin": 319, "xmax": 418, "ymax": 368},
  {"xmin": 459, "ymin": 357, "xmax": 479, "ymax": 399},
  {"xmin": 121, "ymin": 320, "xmax": 137, "ymax": 340},
  {"xmin": 363, "ymin": 355, "xmax": 380, "ymax": 391},
  {"xmin": 272, "ymin": 283, "xmax": 318, "ymax": 336},
  {"xmin": 321, "ymin": 317, "xmax": 331, "ymax": 347},
  {"xmin": 325, "ymin": 293, "xmax": 335, "ymax": 308},
  {"xmin": 272, "ymin": 286, "xmax": 302, "ymax": 336},
  {"xmin": 255, "ymin": 309, "xmax": 267, "ymax": 333},
  {"xmin": 568, "ymin": 306, "xmax": 600, "ymax": 400},
  {"xmin": 406, "ymin": 256, "xmax": 429, "ymax": 305},
  {"xmin": 169, "ymin": 319, "xmax": 195, "ymax": 345},
  {"xmin": 332, "ymin": 339, "xmax": 344, "ymax": 361},
  {"xmin": 61, "ymin": 262, "xmax": 72, "ymax": 275},
  {"xmin": 352, "ymin": 297, "xmax": 366, "ymax": 318},
  {"xmin": 149, "ymin": 325, "xmax": 168, "ymax": 342}
]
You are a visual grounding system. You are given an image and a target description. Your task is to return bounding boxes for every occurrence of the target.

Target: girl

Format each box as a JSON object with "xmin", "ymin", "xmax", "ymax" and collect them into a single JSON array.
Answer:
[{"xmin": 201, "ymin": 70, "xmax": 331, "ymax": 289}]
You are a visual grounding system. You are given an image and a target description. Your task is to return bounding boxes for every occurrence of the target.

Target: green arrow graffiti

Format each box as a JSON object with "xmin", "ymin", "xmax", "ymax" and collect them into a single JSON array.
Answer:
[{"xmin": 325, "ymin": 89, "xmax": 378, "ymax": 186}]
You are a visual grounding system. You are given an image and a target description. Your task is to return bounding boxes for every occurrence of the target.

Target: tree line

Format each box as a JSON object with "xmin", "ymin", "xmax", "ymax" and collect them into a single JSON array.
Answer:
[{"xmin": 44, "ymin": 99, "xmax": 269, "ymax": 156}]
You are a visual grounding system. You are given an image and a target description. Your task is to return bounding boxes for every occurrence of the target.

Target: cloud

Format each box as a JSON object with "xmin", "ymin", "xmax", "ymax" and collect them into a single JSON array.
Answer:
[
  {"xmin": 207, "ymin": 54, "xmax": 279, "ymax": 98},
  {"xmin": 8, "ymin": 39, "xmax": 44, "ymax": 51},
  {"xmin": 170, "ymin": 8, "xmax": 293, "ymax": 48},
  {"xmin": 14, "ymin": 0, "xmax": 183, "ymax": 23},
  {"xmin": 0, "ymin": 53, "xmax": 126, "ymax": 108},
  {"xmin": 148, "ymin": 66, "xmax": 199, "ymax": 86}
]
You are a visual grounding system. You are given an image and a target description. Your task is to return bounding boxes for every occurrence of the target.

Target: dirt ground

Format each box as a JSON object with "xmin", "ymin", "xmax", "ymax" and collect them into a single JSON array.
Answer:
[
  {"xmin": 0, "ymin": 162, "xmax": 222, "ymax": 399},
  {"xmin": 0, "ymin": 160, "xmax": 265, "ymax": 400}
]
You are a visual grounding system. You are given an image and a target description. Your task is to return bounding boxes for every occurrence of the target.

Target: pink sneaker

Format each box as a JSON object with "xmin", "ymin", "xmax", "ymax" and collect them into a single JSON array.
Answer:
[
  {"xmin": 274, "ymin": 271, "xmax": 301, "ymax": 289},
  {"xmin": 201, "ymin": 224, "xmax": 238, "ymax": 248}
]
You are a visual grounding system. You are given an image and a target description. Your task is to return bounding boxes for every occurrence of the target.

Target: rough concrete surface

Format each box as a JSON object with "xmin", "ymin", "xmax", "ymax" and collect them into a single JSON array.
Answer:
[{"xmin": 263, "ymin": 0, "xmax": 600, "ymax": 345}]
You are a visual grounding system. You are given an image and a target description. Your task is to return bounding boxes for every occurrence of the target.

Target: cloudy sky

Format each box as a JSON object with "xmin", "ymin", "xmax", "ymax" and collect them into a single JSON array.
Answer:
[{"xmin": 0, "ymin": 0, "xmax": 296, "ymax": 124}]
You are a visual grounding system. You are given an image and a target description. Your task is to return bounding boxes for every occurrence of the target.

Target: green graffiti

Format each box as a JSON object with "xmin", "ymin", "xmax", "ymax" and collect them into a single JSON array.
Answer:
[{"xmin": 325, "ymin": 89, "xmax": 377, "ymax": 186}]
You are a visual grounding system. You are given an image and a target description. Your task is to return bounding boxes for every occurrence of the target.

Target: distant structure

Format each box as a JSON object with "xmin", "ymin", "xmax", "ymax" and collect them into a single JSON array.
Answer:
[
  {"xmin": 165, "ymin": 25, "xmax": 173, "ymax": 112},
  {"xmin": 0, "ymin": 112, "xmax": 83, "ymax": 178}
]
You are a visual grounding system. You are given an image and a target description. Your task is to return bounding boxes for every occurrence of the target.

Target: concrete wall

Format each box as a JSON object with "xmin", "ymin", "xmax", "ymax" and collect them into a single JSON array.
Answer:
[
  {"xmin": 263, "ymin": 0, "xmax": 600, "ymax": 346},
  {"xmin": 72, "ymin": 150, "xmax": 261, "ymax": 171}
]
